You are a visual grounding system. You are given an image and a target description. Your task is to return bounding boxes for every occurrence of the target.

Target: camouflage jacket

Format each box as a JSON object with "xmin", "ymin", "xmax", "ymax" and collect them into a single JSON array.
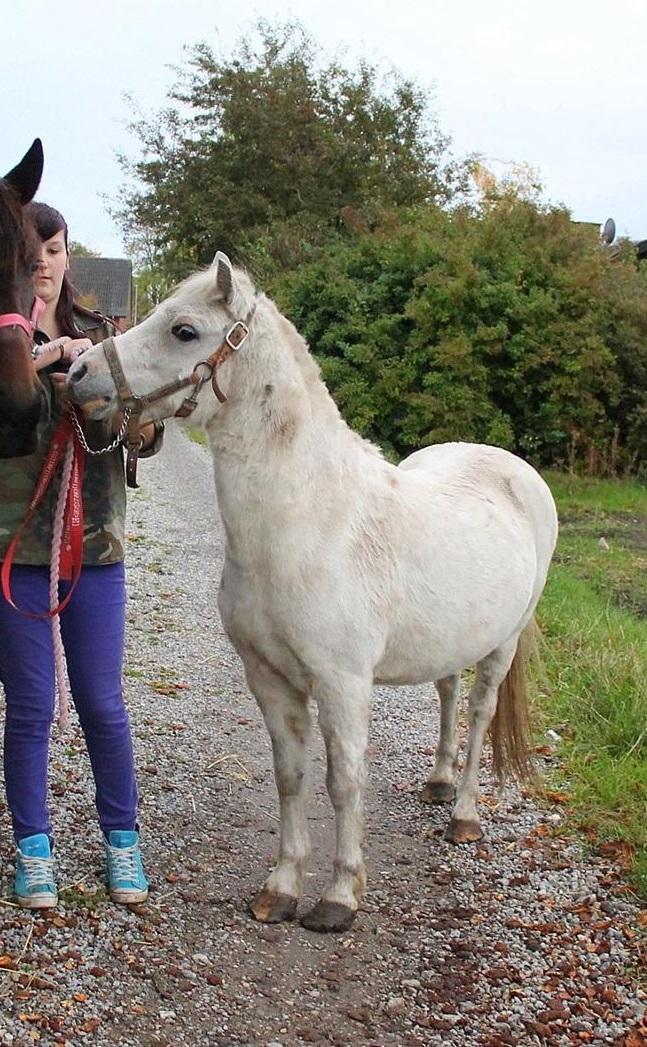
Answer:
[{"xmin": 0, "ymin": 308, "xmax": 157, "ymax": 566}]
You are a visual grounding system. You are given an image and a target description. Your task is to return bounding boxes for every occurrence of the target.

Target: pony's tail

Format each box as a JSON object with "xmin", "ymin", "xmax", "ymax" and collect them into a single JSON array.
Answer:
[{"xmin": 490, "ymin": 619, "xmax": 539, "ymax": 783}]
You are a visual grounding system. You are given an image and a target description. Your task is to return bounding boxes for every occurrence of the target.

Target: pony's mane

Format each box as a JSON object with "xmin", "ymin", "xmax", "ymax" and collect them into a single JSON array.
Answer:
[{"xmin": 266, "ymin": 297, "xmax": 385, "ymax": 460}]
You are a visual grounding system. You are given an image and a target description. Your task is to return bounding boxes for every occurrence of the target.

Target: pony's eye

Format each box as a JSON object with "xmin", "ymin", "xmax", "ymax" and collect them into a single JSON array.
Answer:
[{"xmin": 172, "ymin": 323, "xmax": 198, "ymax": 342}]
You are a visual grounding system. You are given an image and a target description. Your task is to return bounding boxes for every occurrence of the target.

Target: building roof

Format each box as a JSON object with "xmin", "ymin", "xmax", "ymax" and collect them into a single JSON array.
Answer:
[{"xmin": 69, "ymin": 256, "xmax": 132, "ymax": 319}]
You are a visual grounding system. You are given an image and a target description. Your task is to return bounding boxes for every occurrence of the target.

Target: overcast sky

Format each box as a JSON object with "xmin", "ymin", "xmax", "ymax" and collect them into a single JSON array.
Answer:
[{"xmin": 4, "ymin": 0, "xmax": 646, "ymax": 258}]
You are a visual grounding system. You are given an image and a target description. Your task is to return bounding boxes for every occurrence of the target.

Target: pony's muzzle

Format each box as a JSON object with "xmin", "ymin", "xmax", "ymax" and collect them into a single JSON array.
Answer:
[{"xmin": 67, "ymin": 356, "xmax": 117, "ymax": 410}]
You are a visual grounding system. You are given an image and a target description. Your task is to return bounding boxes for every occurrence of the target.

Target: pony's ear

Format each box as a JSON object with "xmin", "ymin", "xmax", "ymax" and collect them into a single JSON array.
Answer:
[
  {"xmin": 211, "ymin": 250, "xmax": 234, "ymax": 303},
  {"xmin": 3, "ymin": 139, "xmax": 44, "ymax": 205}
]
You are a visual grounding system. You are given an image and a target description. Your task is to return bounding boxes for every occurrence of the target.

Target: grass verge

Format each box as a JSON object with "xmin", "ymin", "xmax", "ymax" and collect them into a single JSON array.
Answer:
[{"xmin": 536, "ymin": 473, "xmax": 646, "ymax": 900}]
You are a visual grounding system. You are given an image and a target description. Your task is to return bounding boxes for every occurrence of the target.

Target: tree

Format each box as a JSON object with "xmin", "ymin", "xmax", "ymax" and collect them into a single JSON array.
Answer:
[
  {"xmin": 115, "ymin": 20, "xmax": 465, "ymax": 280},
  {"xmin": 68, "ymin": 241, "xmax": 100, "ymax": 257},
  {"xmin": 595, "ymin": 244, "xmax": 647, "ymax": 470},
  {"xmin": 132, "ymin": 266, "xmax": 174, "ymax": 323}
]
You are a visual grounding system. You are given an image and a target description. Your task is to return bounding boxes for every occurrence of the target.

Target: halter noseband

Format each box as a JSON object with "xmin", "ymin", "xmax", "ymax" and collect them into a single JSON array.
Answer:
[
  {"xmin": 0, "ymin": 296, "xmax": 45, "ymax": 339},
  {"xmin": 100, "ymin": 299, "xmax": 257, "ymax": 488}
]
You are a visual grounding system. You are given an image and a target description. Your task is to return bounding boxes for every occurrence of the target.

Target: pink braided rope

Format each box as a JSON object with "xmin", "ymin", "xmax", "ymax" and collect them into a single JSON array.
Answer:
[{"xmin": 49, "ymin": 435, "xmax": 75, "ymax": 730}]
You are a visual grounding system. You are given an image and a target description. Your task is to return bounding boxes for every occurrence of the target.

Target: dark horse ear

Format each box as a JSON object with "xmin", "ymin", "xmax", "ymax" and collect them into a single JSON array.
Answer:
[{"xmin": 3, "ymin": 139, "xmax": 44, "ymax": 205}]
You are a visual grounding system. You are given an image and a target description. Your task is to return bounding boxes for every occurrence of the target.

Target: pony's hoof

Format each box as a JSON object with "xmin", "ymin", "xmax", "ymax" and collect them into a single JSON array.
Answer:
[
  {"xmin": 445, "ymin": 818, "xmax": 484, "ymax": 845},
  {"xmin": 249, "ymin": 888, "xmax": 297, "ymax": 924},
  {"xmin": 421, "ymin": 781, "xmax": 456, "ymax": 804},
  {"xmin": 301, "ymin": 900, "xmax": 357, "ymax": 933}
]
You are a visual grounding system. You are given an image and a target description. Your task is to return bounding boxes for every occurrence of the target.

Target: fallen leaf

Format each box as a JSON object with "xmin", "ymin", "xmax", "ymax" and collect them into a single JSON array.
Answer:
[
  {"xmin": 599, "ymin": 840, "xmax": 635, "ymax": 868},
  {"xmin": 542, "ymin": 790, "xmax": 570, "ymax": 805},
  {"xmin": 150, "ymin": 681, "xmax": 190, "ymax": 695},
  {"xmin": 622, "ymin": 1033, "xmax": 647, "ymax": 1047},
  {"xmin": 79, "ymin": 1018, "xmax": 101, "ymax": 1034}
]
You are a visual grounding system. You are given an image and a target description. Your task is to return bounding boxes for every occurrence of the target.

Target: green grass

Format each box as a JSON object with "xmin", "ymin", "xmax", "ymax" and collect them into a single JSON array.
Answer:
[
  {"xmin": 58, "ymin": 885, "xmax": 108, "ymax": 911},
  {"xmin": 545, "ymin": 470, "xmax": 647, "ymax": 515},
  {"xmin": 536, "ymin": 472, "xmax": 647, "ymax": 899},
  {"xmin": 186, "ymin": 425, "xmax": 208, "ymax": 446}
]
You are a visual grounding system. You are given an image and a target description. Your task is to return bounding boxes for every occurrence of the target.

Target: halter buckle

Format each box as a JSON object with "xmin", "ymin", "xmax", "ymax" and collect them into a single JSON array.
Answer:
[{"xmin": 226, "ymin": 321, "xmax": 249, "ymax": 350}]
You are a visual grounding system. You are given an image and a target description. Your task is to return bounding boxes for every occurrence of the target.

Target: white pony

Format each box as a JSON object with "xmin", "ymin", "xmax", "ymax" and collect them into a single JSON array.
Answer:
[{"xmin": 69, "ymin": 253, "xmax": 558, "ymax": 933}]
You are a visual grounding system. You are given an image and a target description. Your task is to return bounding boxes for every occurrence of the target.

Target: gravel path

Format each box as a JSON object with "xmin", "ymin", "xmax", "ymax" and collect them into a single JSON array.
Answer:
[{"xmin": 1, "ymin": 423, "xmax": 645, "ymax": 1047}]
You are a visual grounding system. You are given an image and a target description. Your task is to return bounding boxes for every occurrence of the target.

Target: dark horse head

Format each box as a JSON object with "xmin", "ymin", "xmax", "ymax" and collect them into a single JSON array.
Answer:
[{"xmin": 0, "ymin": 139, "xmax": 46, "ymax": 457}]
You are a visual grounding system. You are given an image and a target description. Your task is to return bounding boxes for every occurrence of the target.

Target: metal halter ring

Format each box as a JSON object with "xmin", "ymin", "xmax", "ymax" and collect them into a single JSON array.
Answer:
[{"xmin": 192, "ymin": 360, "xmax": 215, "ymax": 382}]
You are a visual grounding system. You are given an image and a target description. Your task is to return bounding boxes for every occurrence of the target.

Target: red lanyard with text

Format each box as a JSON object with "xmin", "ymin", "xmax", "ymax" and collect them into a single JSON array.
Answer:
[{"xmin": 1, "ymin": 418, "xmax": 86, "ymax": 617}]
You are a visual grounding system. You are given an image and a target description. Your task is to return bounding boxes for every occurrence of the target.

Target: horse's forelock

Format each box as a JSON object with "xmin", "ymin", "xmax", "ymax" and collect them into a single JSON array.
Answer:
[
  {"xmin": 0, "ymin": 181, "xmax": 24, "ymax": 265},
  {"xmin": 0, "ymin": 179, "xmax": 38, "ymax": 310}
]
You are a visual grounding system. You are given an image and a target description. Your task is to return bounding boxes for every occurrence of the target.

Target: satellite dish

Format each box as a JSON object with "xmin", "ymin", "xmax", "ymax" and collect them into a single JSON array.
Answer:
[{"xmin": 600, "ymin": 218, "xmax": 616, "ymax": 244}]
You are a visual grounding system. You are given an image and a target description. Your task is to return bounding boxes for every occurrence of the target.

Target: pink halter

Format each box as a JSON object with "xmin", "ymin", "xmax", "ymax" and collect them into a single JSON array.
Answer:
[{"xmin": 0, "ymin": 296, "xmax": 45, "ymax": 338}]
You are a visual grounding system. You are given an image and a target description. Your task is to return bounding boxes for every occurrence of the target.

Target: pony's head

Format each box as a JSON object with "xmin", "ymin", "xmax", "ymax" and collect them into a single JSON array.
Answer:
[{"xmin": 69, "ymin": 251, "xmax": 259, "ymax": 427}]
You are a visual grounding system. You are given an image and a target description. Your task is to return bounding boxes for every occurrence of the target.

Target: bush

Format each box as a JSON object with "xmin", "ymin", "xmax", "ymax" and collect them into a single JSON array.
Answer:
[{"xmin": 272, "ymin": 199, "xmax": 647, "ymax": 471}]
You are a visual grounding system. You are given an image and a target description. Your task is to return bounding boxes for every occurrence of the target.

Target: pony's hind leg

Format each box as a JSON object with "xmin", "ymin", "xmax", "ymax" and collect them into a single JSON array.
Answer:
[
  {"xmin": 446, "ymin": 638, "xmax": 518, "ymax": 845},
  {"xmin": 244, "ymin": 655, "xmax": 311, "ymax": 924},
  {"xmin": 301, "ymin": 678, "xmax": 371, "ymax": 933},
  {"xmin": 421, "ymin": 674, "xmax": 460, "ymax": 804}
]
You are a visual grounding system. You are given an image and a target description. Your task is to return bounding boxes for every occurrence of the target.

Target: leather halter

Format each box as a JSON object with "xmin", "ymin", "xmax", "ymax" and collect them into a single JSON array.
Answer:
[
  {"xmin": 0, "ymin": 296, "xmax": 45, "ymax": 339},
  {"xmin": 100, "ymin": 300, "xmax": 257, "ymax": 488}
]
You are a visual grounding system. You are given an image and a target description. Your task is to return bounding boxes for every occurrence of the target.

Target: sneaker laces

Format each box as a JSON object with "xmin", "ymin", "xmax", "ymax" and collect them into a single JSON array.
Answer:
[
  {"xmin": 107, "ymin": 841, "xmax": 140, "ymax": 882},
  {"xmin": 19, "ymin": 853, "xmax": 55, "ymax": 890}
]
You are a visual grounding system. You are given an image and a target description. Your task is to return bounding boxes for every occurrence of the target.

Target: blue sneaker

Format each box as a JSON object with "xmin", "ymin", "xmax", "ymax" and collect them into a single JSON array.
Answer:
[
  {"xmin": 104, "ymin": 830, "xmax": 149, "ymax": 904},
  {"xmin": 15, "ymin": 833, "xmax": 57, "ymax": 909}
]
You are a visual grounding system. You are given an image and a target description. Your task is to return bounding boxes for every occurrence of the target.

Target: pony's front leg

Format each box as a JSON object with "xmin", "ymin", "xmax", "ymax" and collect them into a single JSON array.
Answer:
[
  {"xmin": 244, "ymin": 659, "xmax": 311, "ymax": 924},
  {"xmin": 421, "ymin": 674, "xmax": 460, "ymax": 804},
  {"xmin": 447, "ymin": 640, "xmax": 516, "ymax": 844},
  {"xmin": 301, "ymin": 679, "xmax": 370, "ymax": 933}
]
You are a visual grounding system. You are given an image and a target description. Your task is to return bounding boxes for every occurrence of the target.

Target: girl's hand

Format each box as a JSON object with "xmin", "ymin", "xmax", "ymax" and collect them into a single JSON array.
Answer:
[
  {"xmin": 32, "ymin": 337, "xmax": 93, "ymax": 372},
  {"xmin": 61, "ymin": 337, "xmax": 93, "ymax": 363},
  {"xmin": 32, "ymin": 336, "xmax": 70, "ymax": 370}
]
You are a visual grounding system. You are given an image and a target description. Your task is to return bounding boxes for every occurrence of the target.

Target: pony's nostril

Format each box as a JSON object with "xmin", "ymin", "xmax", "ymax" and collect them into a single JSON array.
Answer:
[{"xmin": 69, "ymin": 362, "xmax": 87, "ymax": 383}]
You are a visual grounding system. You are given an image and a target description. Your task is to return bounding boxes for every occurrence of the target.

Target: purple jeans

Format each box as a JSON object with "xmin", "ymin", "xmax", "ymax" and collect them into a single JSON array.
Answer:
[{"xmin": 0, "ymin": 563, "xmax": 138, "ymax": 841}]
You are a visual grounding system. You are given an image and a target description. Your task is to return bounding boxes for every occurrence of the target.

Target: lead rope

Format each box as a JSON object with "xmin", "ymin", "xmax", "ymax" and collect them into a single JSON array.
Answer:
[
  {"xmin": 49, "ymin": 435, "xmax": 75, "ymax": 729},
  {"xmin": 47, "ymin": 409, "xmax": 130, "ymax": 728}
]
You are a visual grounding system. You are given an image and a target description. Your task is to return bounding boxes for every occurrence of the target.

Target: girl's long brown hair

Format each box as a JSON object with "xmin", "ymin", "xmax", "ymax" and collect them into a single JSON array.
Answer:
[{"xmin": 26, "ymin": 201, "xmax": 81, "ymax": 339}]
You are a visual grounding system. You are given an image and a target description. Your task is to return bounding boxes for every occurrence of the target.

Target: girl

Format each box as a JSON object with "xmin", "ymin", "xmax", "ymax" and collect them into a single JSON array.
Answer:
[{"xmin": 0, "ymin": 203, "xmax": 161, "ymax": 908}]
